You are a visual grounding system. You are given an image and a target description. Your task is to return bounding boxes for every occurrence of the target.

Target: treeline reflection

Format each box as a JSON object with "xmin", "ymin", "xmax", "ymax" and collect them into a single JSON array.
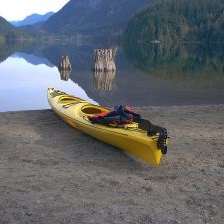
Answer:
[
  {"xmin": 124, "ymin": 42, "xmax": 224, "ymax": 87},
  {"xmin": 1, "ymin": 40, "xmax": 224, "ymax": 106}
]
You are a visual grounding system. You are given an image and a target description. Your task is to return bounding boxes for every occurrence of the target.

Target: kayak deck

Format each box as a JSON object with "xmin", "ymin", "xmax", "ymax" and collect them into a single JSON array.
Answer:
[{"xmin": 47, "ymin": 88, "xmax": 168, "ymax": 165}]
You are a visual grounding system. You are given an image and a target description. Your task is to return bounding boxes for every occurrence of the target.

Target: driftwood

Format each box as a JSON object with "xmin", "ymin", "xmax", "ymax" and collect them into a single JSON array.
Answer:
[
  {"xmin": 92, "ymin": 70, "xmax": 116, "ymax": 91},
  {"xmin": 58, "ymin": 55, "xmax": 72, "ymax": 70},
  {"xmin": 92, "ymin": 48, "xmax": 116, "ymax": 72}
]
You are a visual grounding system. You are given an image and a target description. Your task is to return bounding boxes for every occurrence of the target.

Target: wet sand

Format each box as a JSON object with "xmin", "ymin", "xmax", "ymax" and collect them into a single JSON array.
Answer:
[{"xmin": 0, "ymin": 105, "xmax": 223, "ymax": 224}]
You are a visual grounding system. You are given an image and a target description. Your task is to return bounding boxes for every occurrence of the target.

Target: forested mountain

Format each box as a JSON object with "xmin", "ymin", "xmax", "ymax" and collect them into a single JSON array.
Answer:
[
  {"xmin": 11, "ymin": 12, "xmax": 54, "ymax": 27},
  {"xmin": 43, "ymin": 0, "xmax": 153, "ymax": 35},
  {"xmin": 0, "ymin": 17, "xmax": 40, "ymax": 44},
  {"xmin": 124, "ymin": 0, "xmax": 224, "ymax": 44},
  {"xmin": 0, "ymin": 17, "xmax": 23, "ymax": 43},
  {"xmin": 2, "ymin": 0, "xmax": 224, "ymax": 44}
]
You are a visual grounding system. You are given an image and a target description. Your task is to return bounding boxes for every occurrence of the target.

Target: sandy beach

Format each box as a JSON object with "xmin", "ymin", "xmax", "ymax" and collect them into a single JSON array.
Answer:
[{"xmin": 0, "ymin": 105, "xmax": 223, "ymax": 224}]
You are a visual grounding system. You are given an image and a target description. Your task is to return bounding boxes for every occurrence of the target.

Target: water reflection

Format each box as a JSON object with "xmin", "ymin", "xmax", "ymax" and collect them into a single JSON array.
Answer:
[
  {"xmin": 58, "ymin": 68, "xmax": 72, "ymax": 81},
  {"xmin": 92, "ymin": 70, "xmax": 116, "ymax": 91},
  {"xmin": 123, "ymin": 41, "xmax": 224, "ymax": 87},
  {"xmin": 0, "ymin": 41, "xmax": 41, "ymax": 65},
  {"xmin": 13, "ymin": 52, "xmax": 54, "ymax": 67},
  {"xmin": 0, "ymin": 40, "xmax": 224, "ymax": 111},
  {"xmin": 0, "ymin": 55, "xmax": 97, "ymax": 112}
]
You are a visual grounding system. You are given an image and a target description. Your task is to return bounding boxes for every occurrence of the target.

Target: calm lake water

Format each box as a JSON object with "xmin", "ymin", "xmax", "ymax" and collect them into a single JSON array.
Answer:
[{"xmin": 0, "ymin": 41, "xmax": 224, "ymax": 112}]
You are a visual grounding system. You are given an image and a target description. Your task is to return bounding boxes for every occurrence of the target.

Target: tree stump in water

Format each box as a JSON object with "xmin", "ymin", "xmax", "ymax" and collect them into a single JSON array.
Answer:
[
  {"xmin": 92, "ymin": 48, "xmax": 116, "ymax": 72},
  {"xmin": 58, "ymin": 55, "xmax": 72, "ymax": 71}
]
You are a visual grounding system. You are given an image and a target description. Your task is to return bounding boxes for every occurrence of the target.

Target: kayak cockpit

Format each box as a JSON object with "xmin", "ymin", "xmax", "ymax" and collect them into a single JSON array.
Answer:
[
  {"xmin": 81, "ymin": 104, "xmax": 109, "ymax": 116},
  {"xmin": 58, "ymin": 96, "xmax": 87, "ymax": 108},
  {"xmin": 82, "ymin": 105, "xmax": 139, "ymax": 129}
]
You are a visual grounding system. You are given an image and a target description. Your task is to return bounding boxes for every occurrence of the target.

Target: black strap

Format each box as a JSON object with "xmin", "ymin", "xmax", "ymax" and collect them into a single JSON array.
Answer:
[{"xmin": 138, "ymin": 118, "xmax": 168, "ymax": 154}]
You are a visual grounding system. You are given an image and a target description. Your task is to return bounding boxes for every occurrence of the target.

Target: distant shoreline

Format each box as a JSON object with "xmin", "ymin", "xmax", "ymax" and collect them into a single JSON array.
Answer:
[
  {"xmin": 138, "ymin": 39, "xmax": 224, "ymax": 45},
  {"xmin": 1, "ymin": 103, "xmax": 224, "ymax": 114}
]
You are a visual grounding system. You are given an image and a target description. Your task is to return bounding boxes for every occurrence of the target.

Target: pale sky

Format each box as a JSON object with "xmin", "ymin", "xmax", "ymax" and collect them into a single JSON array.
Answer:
[{"xmin": 0, "ymin": 0, "xmax": 70, "ymax": 21}]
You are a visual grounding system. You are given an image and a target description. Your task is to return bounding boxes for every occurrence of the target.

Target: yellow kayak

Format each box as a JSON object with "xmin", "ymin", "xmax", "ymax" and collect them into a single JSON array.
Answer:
[{"xmin": 47, "ymin": 88, "xmax": 168, "ymax": 165}]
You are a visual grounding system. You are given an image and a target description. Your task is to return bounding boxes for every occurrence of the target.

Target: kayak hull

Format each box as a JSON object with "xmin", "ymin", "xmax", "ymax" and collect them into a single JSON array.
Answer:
[{"xmin": 47, "ymin": 88, "xmax": 164, "ymax": 165}]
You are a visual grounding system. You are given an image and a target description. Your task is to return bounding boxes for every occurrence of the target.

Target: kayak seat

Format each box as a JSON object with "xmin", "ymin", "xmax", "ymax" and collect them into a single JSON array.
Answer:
[{"xmin": 81, "ymin": 105, "xmax": 109, "ymax": 116}]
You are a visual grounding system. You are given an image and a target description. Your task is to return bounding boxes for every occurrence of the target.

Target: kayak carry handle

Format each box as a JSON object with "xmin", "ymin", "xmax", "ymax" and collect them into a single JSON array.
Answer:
[
  {"xmin": 138, "ymin": 118, "xmax": 168, "ymax": 154},
  {"xmin": 157, "ymin": 129, "xmax": 168, "ymax": 154}
]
